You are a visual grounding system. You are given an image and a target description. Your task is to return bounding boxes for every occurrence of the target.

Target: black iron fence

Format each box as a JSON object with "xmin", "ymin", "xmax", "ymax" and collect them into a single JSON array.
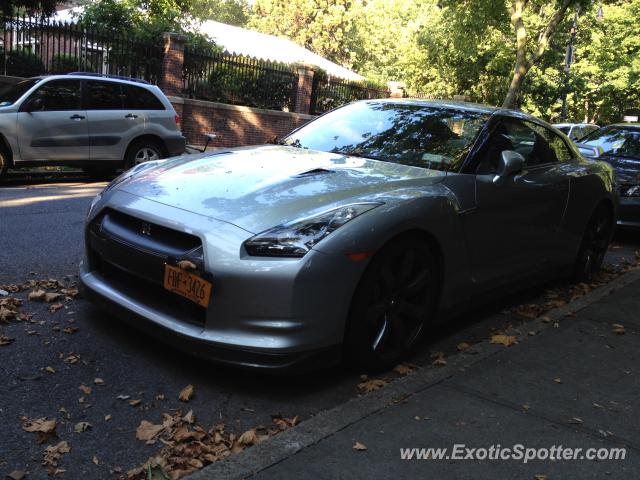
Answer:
[
  {"xmin": 310, "ymin": 73, "xmax": 390, "ymax": 115},
  {"xmin": 183, "ymin": 48, "xmax": 299, "ymax": 112},
  {"xmin": 0, "ymin": 14, "xmax": 162, "ymax": 82}
]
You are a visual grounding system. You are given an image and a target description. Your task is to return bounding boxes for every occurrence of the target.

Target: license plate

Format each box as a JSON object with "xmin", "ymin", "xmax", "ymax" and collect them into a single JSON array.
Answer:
[{"xmin": 163, "ymin": 264, "xmax": 212, "ymax": 307}]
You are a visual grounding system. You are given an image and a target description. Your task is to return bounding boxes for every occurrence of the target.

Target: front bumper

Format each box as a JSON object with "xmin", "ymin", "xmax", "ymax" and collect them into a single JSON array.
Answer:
[
  {"xmin": 617, "ymin": 196, "xmax": 640, "ymax": 228},
  {"xmin": 81, "ymin": 192, "xmax": 364, "ymax": 371}
]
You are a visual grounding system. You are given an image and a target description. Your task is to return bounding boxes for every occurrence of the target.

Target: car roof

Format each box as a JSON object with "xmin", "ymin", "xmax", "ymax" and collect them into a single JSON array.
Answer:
[
  {"xmin": 606, "ymin": 123, "xmax": 640, "ymax": 130},
  {"xmin": 31, "ymin": 73, "xmax": 152, "ymax": 86}
]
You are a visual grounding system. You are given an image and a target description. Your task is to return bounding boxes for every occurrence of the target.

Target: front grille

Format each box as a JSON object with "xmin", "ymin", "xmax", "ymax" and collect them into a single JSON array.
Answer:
[{"xmin": 87, "ymin": 209, "xmax": 207, "ymax": 327}]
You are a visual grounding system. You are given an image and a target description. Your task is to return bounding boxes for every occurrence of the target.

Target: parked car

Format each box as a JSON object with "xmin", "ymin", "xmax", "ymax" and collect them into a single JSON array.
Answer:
[
  {"xmin": 0, "ymin": 73, "xmax": 185, "ymax": 178},
  {"xmin": 81, "ymin": 99, "xmax": 617, "ymax": 372},
  {"xmin": 576, "ymin": 123, "xmax": 640, "ymax": 228},
  {"xmin": 552, "ymin": 122, "xmax": 600, "ymax": 142}
]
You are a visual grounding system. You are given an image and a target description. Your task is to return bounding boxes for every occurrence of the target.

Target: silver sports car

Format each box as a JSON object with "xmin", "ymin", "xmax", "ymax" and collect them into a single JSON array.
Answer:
[{"xmin": 81, "ymin": 99, "xmax": 617, "ymax": 372}]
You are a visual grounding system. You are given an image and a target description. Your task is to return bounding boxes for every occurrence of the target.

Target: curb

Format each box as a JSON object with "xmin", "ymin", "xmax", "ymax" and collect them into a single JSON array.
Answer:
[{"xmin": 187, "ymin": 267, "xmax": 640, "ymax": 480}]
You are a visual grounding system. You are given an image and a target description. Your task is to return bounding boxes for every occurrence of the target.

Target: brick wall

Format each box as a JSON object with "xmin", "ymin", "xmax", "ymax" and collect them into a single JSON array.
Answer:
[{"xmin": 171, "ymin": 96, "xmax": 313, "ymax": 147}]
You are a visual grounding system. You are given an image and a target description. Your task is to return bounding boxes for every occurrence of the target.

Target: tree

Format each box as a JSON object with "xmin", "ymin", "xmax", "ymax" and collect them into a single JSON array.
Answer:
[
  {"xmin": 249, "ymin": 0, "xmax": 361, "ymax": 68},
  {"xmin": 189, "ymin": 0, "xmax": 250, "ymax": 26},
  {"xmin": 0, "ymin": 0, "xmax": 58, "ymax": 15}
]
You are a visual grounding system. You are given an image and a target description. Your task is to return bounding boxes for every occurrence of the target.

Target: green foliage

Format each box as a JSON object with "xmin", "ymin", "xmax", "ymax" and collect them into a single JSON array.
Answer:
[
  {"xmin": 0, "ymin": 0, "xmax": 58, "ymax": 16},
  {"xmin": 249, "ymin": 0, "xmax": 361, "ymax": 68},
  {"xmin": 189, "ymin": 0, "xmax": 250, "ymax": 26},
  {"xmin": 50, "ymin": 53, "xmax": 81, "ymax": 74},
  {"xmin": 0, "ymin": 49, "xmax": 44, "ymax": 77}
]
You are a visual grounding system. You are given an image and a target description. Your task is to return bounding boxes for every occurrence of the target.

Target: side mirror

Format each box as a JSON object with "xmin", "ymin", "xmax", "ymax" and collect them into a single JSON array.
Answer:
[
  {"xmin": 493, "ymin": 150, "xmax": 525, "ymax": 184},
  {"xmin": 22, "ymin": 97, "xmax": 43, "ymax": 112},
  {"xmin": 575, "ymin": 144, "xmax": 602, "ymax": 159}
]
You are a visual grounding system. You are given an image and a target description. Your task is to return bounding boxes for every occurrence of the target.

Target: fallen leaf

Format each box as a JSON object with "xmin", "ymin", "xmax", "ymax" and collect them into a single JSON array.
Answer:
[
  {"xmin": 128, "ymin": 399, "xmax": 142, "ymax": 407},
  {"xmin": 92, "ymin": 455, "xmax": 100, "ymax": 466},
  {"xmin": 48, "ymin": 303, "xmax": 64, "ymax": 314},
  {"xmin": 553, "ymin": 377, "xmax": 563, "ymax": 384},
  {"xmin": 357, "ymin": 378, "xmax": 386, "ymax": 393},
  {"xmin": 393, "ymin": 363, "xmax": 417, "ymax": 375},
  {"xmin": 534, "ymin": 475, "xmax": 549, "ymax": 480},
  {"xmin": 79, "ymin": 384, "xmax": 92, "ymax": 395},
  {"xmin": 45, "ymin": 366, "xmax": 56, "ymax": 374},
  {"xmin": 6, "ymin": 470, "xmax": 26, "ymax": 480},
  {"xmin": 432, "ymin": 356, "xmax": 447, "ymax": 367},
  {"xmin": 44, "ymin": 293, "xmax": 63, "ymax": 303},
  {"xmin": 456, "ymin": 342, "xmax": 471, "ymax": 351},
  {"xmin": 237, "ymin": 429, "xmax": 257, "ymax": 446},
  {"xmin": 612, "ymin": 324, "xmax": 626, "ymax": 335},
  {"xmin": 104, "ymin": 414, "xmax": 112, "ymax": 421},
  {"xmin": 136, "ymin": 421, "xmax": 165, "ymax": 442},
  {"xmin": 94, "ymin": 378, "xmax": 105, "ymax": 385},
  {"xmin": 28, "ymin": 289, "xmax": 46, "ymax": 301},
  {"xmin": 178, "ymin": 384, "xmax": 194, "ymax": 402},
  {"xmin": 22, "ymin": 417, "xmax": 57, "ymax": 439},
  {"xmin": 74, "ymin": 421, "xmax": 92, "ymax": 433},
  {"xmin": 0, "ymin": 335, "xmax": 14, "ymax": 346},
  {"xmin": 353, "ymin": 441, "xmax": 367, "ymax": 451},
  {"xmin": 116, "ymin": 394, "xmax": 130, "ymax": 400},
  {"xmin": 490, "ymin": 334, "xmax": 518, "ymax": 347},
  {"xmin": 62, "ymin": 327, "xmax": 78, "ymax": 334},
  {"xmin": 42, "ymin": 440, "xmax": 70, "ymax": 467},
  {"xmin": 567, "ymin": 417, "xmax": 584, "ymax": 424}
]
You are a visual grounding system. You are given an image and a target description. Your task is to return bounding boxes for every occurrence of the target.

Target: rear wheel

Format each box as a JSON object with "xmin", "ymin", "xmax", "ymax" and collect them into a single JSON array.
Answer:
[
  {"xmin": 125, "ymin": 139, "xmax": 164, "ymax": 169},
  {"xmin": 573, "ymin": 203, "xmax": 613, "ymax": 282},
  {"xmin": 345, "ymin": 237, "xmax": 438, "ymax": 371}
]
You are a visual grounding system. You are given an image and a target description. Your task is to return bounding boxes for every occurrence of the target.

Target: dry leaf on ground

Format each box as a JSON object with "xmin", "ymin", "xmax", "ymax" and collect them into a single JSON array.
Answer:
[
  {"xmin": 490, "ymin": 334, "xmax": 518, "ymax": 347},
  {"xmin": 0, "ymin": 335, "xmax": 14, "ymax": 346},
  {"xmin": 28, "ymin": 289, "xmax": 46, "ymax": 301},
  {"xmin": 353, "ymin": 441, "xmax": 367, "ymax": 451},
  {"xmin": 178, "ymin": 384, "xmax": 194, "ymax": 402},
  {"xmin": 79, "ymin": 384, "xmax": 92, "ymax": 395},
  {"xmin": 357, "ymin": 378, "xmax": 387, "ymax": 393},
  {"xmin": 136, "ymin": 421, "xmax": 166, "ymax": 442},
  {"xmin": 393, "ymin": 363, "xmax": 417, "ymax": 375},
  {"xmin": 22, "ymin": 417, "xmax": 57, "ymax": 443}
]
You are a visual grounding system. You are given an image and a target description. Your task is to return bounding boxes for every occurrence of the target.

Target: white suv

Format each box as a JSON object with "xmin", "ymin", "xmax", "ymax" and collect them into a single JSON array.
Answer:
[{"xmin": 0, "ymin": 73, "xmax": 185, "ymax": 177}]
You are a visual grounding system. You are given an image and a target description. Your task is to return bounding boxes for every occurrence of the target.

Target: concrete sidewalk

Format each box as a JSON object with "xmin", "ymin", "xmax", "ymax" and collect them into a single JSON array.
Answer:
[{"xmin": 199, "ymin": 276, "xmax": 640, "ymax": 479}]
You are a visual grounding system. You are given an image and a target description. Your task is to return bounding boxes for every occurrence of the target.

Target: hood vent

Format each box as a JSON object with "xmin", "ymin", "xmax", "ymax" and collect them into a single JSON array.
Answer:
[{"xmin": 293, "ymin": 168, "xmax": 336, "ymax": 178}]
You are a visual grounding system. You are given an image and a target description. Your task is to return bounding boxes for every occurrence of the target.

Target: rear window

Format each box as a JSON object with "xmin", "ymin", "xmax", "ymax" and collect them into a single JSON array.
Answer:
[{"xmin": 124, "ymin": 85, "xmax": 165, "ymax": 110}]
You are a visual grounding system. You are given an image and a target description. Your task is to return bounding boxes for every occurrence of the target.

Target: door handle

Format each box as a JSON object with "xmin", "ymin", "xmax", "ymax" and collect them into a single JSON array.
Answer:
[
  {"xmin": 69, "ymin": 114, "xmax": 85, "ymax": 120},
  {"xmin": 125, "ymin": 114, "xmax": 138, "ymax": 119}
]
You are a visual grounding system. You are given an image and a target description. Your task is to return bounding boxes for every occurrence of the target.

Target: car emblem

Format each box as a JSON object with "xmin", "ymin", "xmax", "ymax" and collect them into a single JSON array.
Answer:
[{"xmin": 141, "ymin": 222, "xmax": 152, "ymax": 236}]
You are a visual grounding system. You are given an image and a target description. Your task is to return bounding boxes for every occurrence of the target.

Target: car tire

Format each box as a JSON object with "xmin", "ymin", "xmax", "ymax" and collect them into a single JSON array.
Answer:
[
  {"xmin": 345, "ymin": 237, "xmax": 438, "ymax": 371},
  {"xmin": 0, "ymin": 145, "xmax": 9, "ymax": 179},
  {"xmin": 125, "ymin": 139, "xmax": 165, "ymax": 169},
  {"xmin": 573, "ymin": 203, "xmax": 613, "ymax": 282}
]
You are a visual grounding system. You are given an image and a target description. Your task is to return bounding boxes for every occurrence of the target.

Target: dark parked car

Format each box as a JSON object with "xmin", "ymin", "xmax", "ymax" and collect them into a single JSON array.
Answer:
[
  {"xmin": 576, "ymin": 123, "xmax": 640, "ymax": 228},
  {"xmin": 82, "ymin": 100, "xmax": 618, "ymax": 372}
]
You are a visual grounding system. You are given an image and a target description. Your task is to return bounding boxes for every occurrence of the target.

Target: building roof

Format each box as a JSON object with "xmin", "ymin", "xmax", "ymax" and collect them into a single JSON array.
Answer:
[{"xmin": 53, "ymin": 7, "xmax": 364, "ymax": 81}]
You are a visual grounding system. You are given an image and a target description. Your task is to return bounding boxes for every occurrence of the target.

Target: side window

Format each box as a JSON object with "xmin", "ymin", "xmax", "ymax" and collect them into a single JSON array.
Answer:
[
  {"xmin": 27, "ymin": 80, "xmax": 81, "ymax": 111},
  {"xmin": 527, "ymin": 121, "xmax": 573, "ymax": 163},
  {"xmin": 87, "ymin": 81, "xmax": 125, "ymax": 110},
  {"xmin": 123, "ymin": 85, "xmax": 165, "ymax": 110}
]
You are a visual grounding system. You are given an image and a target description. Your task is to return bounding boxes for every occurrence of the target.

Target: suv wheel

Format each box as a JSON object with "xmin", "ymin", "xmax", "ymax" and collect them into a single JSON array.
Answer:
[
  {"xmin": 0, "ymin": 145, "xmax": 9, "ymax": 178},
  {"xmin": 125, "ymin": 139, "xmax": 164, "ymax": 169}
]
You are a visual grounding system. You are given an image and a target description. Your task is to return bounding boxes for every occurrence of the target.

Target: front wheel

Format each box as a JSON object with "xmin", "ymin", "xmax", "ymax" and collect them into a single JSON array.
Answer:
[
  {"xmin": 573, "ymin": 203, "xmax": 613, "ymax": 282},
  {"xmin": 124, "ymin": 139, "xmax": 164, "ymax": 170},
  {"xmin": 345, "ymin": 237, "xmax": 438, "ymax": 371},
  {"xmin": 0, "ymin": 145, "xmax": 9, "ymax": 179}
]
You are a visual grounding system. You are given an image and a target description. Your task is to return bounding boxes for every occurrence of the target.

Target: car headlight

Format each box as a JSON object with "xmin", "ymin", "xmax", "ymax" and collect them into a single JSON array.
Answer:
[
  {"xmin": 86, "ymin": 191, "xmax": 103, "ymax": 220},
  {"xmin": 244, "ymin": 203, "xmax": 383, "ymax": 258}
]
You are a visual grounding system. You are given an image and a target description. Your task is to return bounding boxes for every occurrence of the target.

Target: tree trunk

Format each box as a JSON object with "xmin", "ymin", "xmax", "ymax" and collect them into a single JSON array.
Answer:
[{"xmin": 503, "ymin": 0, "xmax": 527, "ymax": 109}]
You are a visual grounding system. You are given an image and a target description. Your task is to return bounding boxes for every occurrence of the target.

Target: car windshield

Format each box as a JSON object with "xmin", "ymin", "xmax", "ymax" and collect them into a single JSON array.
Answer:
[
  {"xmin": 557, "ymin": 126, "xmax": 571, "ymax": 134},
  {"xmin": 581, "ymin": 126, "xmax": 640, "ymax": 159},
  {"xmin": 282, "ymin": 101, "xmax": 489, "ymax": 172},
  {"xmin": 0, "ymin": 78, "xmax": 40, "ymax": 106}
]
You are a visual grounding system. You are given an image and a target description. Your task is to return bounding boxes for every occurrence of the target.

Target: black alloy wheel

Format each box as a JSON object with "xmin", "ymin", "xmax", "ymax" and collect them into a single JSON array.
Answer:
[
  {"xmin": 574, "ymin": 203, "xmax": 613, "ymax": 282},
  {"xmin": 346, "ymin": 237, "xmax": 438, "ymax": 371}
]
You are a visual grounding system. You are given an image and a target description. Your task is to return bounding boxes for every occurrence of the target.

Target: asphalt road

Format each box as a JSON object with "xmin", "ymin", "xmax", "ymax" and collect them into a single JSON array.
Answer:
[{"xmin": 1, "ymin": 176, "xmax": 639, "ymax": 479}]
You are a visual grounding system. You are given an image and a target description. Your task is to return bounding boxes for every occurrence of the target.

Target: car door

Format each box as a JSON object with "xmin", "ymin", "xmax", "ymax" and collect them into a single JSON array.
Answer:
[
  {"xmin": 86, "ymin": 80, "xmax": 144, "ymax": 161},
  {"xmin": 462, "ymin": 117, "xmax": 570, "ymax": 287},
  {"xmin": 16, "ymin": 79, "xmax": 88, "ymax": 161}
]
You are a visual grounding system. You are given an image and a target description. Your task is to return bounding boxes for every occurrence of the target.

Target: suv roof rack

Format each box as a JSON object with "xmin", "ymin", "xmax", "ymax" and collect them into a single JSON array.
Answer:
[{"xmin": 65, "ymin": 72, "xmax": 151, "ymax": 85}]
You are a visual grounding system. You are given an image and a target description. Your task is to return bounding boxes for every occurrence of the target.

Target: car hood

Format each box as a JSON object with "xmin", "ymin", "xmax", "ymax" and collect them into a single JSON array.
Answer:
[
  {"xmin": 118, "ymin": 145, "xmax": 446, "ymax": 233},
  {"xmin": 600, "ymin": 154, "xmax": 640, "ymax": 184}
]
